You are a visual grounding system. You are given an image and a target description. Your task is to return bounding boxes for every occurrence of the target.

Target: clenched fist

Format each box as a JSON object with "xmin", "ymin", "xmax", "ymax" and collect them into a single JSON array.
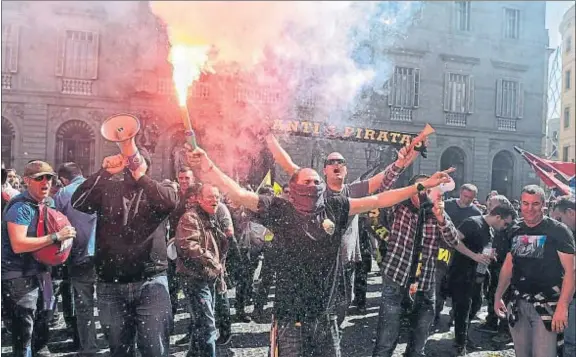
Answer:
[{"xmin": 102, "ymin": 155, "xmax": 127, "ymax": 175}]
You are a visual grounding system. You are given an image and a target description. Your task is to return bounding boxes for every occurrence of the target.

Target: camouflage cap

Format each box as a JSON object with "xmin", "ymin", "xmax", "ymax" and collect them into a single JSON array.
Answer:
[{"xmin": 23, "ymin": 161, "xmax": 56, "ymax": 178}]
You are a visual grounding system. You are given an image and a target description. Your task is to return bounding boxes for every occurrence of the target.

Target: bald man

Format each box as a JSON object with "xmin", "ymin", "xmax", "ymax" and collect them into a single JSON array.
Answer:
[{"xmin": 266, "ymin": 134, "xmax": 422, "ymax": 321}]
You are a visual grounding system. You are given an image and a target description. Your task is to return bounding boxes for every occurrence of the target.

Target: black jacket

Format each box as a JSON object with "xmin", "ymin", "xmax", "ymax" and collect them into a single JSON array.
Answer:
[{"xmin": 72, "ymin": 169, "xmax": 178, "ymax": 283}]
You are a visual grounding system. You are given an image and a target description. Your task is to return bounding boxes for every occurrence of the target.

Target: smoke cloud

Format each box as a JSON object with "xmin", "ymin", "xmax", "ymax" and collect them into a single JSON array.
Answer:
[{"xmin": 150, "ymin": 1, "xmax": 423, "ymax": 180}]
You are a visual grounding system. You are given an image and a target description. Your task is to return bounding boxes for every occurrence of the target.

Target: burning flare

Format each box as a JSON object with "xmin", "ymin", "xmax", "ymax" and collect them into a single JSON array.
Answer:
[{"xmin": 168, "ymin": 44, "xmax": 210, "ymax": 106}]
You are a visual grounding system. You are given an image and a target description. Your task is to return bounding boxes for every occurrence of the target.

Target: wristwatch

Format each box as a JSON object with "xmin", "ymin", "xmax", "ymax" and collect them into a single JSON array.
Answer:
[
  {"xmin": 50, "ymin": 233, "xmax": 59, "ymax": 244},
  {"xmin": 416, "ymin": 183, "xmax": 426, "ymax": 192}
]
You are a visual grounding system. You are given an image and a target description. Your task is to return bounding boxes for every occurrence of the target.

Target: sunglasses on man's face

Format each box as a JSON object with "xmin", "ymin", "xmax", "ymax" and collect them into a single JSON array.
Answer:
[
  {"xmin": 32, "ymin": 175, "xmax": 54, "ymax": 182},
  {"xmin": 325, "ymin": 159, "xmax": 346, "ymax": 166}
]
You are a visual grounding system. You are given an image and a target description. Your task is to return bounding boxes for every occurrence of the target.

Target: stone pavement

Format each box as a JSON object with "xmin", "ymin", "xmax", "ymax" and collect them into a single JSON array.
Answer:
[{"xmin": 1, "ymin": 270, "xmax": 516, "ymax": 356}]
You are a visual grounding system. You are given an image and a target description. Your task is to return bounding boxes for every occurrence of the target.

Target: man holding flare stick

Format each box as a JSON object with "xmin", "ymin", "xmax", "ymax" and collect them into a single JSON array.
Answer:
[{"xmin": 182, "ymin": 122, "xmax": 456, "ymax": 356}]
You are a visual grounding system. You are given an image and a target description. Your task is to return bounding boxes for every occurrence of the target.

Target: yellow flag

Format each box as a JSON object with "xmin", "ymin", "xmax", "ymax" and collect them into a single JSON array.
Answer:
[
  {"xmin": 273, "ymin": 182, "xmax": 283, "ymax": 196},
  {"xmin": 257, "ymin": 170, "xmax": 272, "ymax": 192}
]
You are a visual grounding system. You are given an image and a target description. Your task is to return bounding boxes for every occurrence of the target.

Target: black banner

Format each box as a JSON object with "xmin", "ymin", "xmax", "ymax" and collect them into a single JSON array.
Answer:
[{"xmin": 271, "ymin": 119, "xmax": 425, "ymax": 151}]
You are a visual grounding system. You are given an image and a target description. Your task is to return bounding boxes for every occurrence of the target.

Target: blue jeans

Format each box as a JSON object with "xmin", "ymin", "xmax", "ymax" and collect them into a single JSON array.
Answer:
[
  {"xmin": 1, "ymin": 277, "xmax": 39, "ymax": 357},
  {"xmin": 508, "ymin": 299, "xmax": 557, "ymax": 357},
  {"xmin": 373, "ymin": 276, "xmax": 435, "ymax": 357},
  {"xmin": 180, "ymin": 277, "xmax": 217, "ymax": 357},
  {"xmin": 96, "ymin": 275, "xmax": 172, "ymax": 357},
  {"xmin": 564, "ymin": 299, "xmax": 576, "ymax": 357}
]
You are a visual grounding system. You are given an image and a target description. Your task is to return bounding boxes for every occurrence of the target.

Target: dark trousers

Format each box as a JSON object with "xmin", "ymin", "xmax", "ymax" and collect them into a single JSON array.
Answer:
[
  {"xmin": 62, "ymin": 261, "xmax": 98, "ymax": 356},
  {"xmin": 234, "ymin": 249, "xmax": 259, "ymax": 313},
  {"xmin": 2, "ymin": 276, "xmax": 41, "ymax": 357},
  {"xmin": 353, "ymin": 256, "xmax": 372, "ymax": 308},
  {"xmin": 216, "ymin": 290, "xmax": 231, "ymax": 337},
  {"xmin": 255, "ymin": 247, "xmax": 277, "ymax": 310},
  {"xmin": 168, "ymin": 259, "xmax": 180, "ymax": 314},
  {"xmin": 180, "ymin": 278, "xmax": 217, "ymax": 357},
  {"xmin": 2, "ymin": 276, "xmax": 52, "ymax": 357},
  {"xmin": 336, "ymin": 263, "xmax": 355, "ymax": 327},
  {"xmin": 451, "ymin": 279, "xmax": 483, "ymax": 347},
  {"xmin": 485, "ymin": 263, "xmax": 509, "ymax": 331},
  {"xmin": 97, "ymin": 275, "xmax": 172, "ymax": 357},
  {"xmin": 434, "ymin": 263, "xmax": 449, "ymax": 321},
  {"xmin": 373, "ymin": 276, "xmax": 435, "ymax": 357},
  {"xmin": 276, "ymin": 314, "xmax": 341, "ymax": 357}
]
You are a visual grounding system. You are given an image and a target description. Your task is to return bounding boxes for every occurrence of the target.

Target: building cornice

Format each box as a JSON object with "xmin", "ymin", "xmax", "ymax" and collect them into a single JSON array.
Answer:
[
  {"xmin": 490, "ymin": 60, "xmax": 529, "ymax": 72},
  {"xmin": 385, "ymin": 48, "xmax": 428, "ymax": 59},
  {"xmin": 439, "ymin": 53, "xmax": 480, "ymax": 65}
]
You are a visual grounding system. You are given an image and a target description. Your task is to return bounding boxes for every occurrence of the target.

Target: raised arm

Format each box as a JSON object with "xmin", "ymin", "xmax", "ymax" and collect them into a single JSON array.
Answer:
[
  {"xmin": 265, "ymin": 133, "xmax": 300, "ymax": 175},
  {"xmin": 71, "ymin": 169, "xmax": 112, "ymax": 214},
  {"xmin": 349, "ymin": 168, "xmax": 455, "ymax": 216},
  {"xmin": 367, "ymin": 145, "xmax": 420, "ymax": 194},
  {"xmin": 186, "ymin": 147, "xmax": 260, "ymax": 212}
]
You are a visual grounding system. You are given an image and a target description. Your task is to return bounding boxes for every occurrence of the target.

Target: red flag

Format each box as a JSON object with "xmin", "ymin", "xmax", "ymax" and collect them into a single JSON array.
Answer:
[{"xmin": 514, "ymin": 147, "xmax": 572, "ymax": 195}]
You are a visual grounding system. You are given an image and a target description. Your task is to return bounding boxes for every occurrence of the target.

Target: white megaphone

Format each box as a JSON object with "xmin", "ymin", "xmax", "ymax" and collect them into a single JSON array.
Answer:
[
  {"xmin": 101, "ymin": 113, "xmax": 143, "ymax": 171},
  {"xmin": 428, "ymin": 177, "xmax": 456, "ymax": 202}
]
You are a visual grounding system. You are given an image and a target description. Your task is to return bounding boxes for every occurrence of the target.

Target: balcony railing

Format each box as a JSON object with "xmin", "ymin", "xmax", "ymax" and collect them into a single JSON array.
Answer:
[
  {"xmin": 497, "ymin": 118, "xmax": 517, "ymax": 131},
  {"xmin": 445, "ymin": 113, "xmax": 467, "ymax": 127},
  {"xmin": 2, "ymin": 73, "xmax": 12, "ymax": 89},
  {"xmin": 390, "ymin": 107, "xmax": 413, "ymax": 122},
  {"xmin": 61, "ymin": 78, "xmax": 93, "ymax": 95}
]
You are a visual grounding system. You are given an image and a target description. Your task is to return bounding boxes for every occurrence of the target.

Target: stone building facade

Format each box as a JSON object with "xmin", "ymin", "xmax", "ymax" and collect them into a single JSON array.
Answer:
[
  {"xmin": 1, "ymin": 1, "xmax": 549, "ymax": 199},
  {"xmin": 559, "ymin": 3, "xmax": 575, "ymax": 162}
]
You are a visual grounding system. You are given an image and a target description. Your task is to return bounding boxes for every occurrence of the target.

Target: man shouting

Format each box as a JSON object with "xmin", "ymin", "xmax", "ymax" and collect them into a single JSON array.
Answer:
[{"xmin": 186, "ymin": 146, "xmax": 453, "ymax": 356}]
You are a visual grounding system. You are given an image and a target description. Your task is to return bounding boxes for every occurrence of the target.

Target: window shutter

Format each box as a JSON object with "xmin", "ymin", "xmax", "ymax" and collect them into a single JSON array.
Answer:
[
  {"xmin": 466, "ymin": 75, "xmax": 475, "ymax": 113},
  {"xmin": 443, "ymin": 72, "xmax": 451, "ymax": 112},
  {"xmin": 55, "ymin": 31, "xmax": 66, "ymax": 77},
  {"xmin": 517, "ymin": 81, "xmax": 524, "ymax": 119},
  {"xmin": 89, "ymin": 32, "xmax": 99, "ymax": 80},
  {"xmin": 8, "ymin": 25, "xmax": 19, "ymax": 73},
  {"xmin": 387, "ymin": 69, "xmax": 396, "ymax": 106},
  {"xmin": 413, "ymin": 68, "xmax": 420, "ymax": 108},
  {"xmin": 495, "ymin": 79, "xmax": 503, "ymax": 117}
]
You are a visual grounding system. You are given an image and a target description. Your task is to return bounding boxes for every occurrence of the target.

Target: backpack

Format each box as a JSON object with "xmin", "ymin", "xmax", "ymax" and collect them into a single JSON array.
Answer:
[{"xmin": 5, "ymin": 196, "xmax": 73, "ymax": 266}]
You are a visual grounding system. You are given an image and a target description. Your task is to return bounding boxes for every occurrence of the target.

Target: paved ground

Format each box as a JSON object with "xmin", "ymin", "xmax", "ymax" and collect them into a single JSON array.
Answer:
[{"xmin": 1, "ymin": 270, "xmax": 516, "ymax": 356}]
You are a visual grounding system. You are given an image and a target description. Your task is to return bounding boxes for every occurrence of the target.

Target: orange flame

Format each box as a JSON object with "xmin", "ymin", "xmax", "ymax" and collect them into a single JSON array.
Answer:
[{"xmin": 168, "ymin": 44, "xmax": 210, "ymax": 107}]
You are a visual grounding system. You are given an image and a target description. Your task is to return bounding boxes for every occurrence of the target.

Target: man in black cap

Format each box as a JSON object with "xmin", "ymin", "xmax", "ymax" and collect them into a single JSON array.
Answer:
[{"xmin": 72, "ymin": 148, "xmax": 178, "ymax": 357}]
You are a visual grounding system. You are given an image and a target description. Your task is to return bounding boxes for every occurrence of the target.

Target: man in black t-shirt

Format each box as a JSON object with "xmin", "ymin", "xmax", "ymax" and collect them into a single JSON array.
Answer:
[
  {"xmin": 448, "ymin": 204, "xmax": 516, "ymax": 355},
  {"xmin": 185, "ymin": 146, "xmax": 453, "ymax": 356},
  {"xmin": 494, "ymin": 185, "xmax": 575, "ymax": 357},
  {"xmin": 436, "ymin": 183, "xmax": 483, "ymax": 326},
  {"xmin": 550, "ymin": 195, "xmax": 576, "ymax": 357}
]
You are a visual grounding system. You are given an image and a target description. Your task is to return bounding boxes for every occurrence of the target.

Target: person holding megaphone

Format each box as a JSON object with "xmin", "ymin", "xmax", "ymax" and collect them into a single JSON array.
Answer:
[{"xmin": 72, "ymin": 114, "xmax": 178, "ymax": 357}]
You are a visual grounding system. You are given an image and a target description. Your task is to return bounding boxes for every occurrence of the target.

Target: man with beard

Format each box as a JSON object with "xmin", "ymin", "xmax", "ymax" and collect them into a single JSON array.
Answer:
[
  {"xmin": 72, "ymin": 148, "xmax": 178, "ymax": 357},
  {"xmin": 494, "ymin": 186, "xmax": 574, "ymax": 357},
  {"xmin": 186, "ymin": 145, "xmax": 453, "ymax": 356},
  {"xmin": 265, "ymin": 134, "xmax": 421, "ymax": 323},
  {"xmin": 372, "ymin": 174, "xmax": 494, "ymax": 357},
  {"xmin": 550, "ymin": 195, "xmax": 576, "ymax": 357},
  {"xmin": 2, "ymin": 161, "xmax": 76, "ymax": 356}
]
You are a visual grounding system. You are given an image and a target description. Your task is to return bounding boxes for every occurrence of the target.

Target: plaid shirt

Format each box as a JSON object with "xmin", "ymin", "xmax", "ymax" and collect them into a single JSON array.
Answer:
[{"xmin": 378, "ymin": 164, "xmax": 460, "ymax": 292}]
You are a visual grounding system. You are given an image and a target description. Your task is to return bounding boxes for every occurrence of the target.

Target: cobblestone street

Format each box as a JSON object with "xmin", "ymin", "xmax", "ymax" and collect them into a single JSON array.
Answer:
[{"xmin": 1, "ymin": 270, "xmax": 516, "ymax": 357}]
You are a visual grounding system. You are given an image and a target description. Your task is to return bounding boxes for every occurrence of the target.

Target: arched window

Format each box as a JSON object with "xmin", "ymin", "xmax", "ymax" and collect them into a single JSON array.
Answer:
[
  {"xmin": 440, "ymin": 146, "xmax": 466, "ymax": 196},
  {"xmin": 1, "ymin": 116, "xmax": 15, "ymax": 168},
  {"xmin": 55, "ymin": 120, "xmax": 95, "ymax": 175},
  {"xmin": 491, "ymin": 150, "xmax": 514, "ymax": 198}
]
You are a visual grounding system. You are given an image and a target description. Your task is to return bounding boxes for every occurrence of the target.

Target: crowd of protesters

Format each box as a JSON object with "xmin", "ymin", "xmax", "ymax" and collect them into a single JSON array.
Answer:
[{"xmin": 1, "ymin": 131, "xmax": 574, "ymax": 357}]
